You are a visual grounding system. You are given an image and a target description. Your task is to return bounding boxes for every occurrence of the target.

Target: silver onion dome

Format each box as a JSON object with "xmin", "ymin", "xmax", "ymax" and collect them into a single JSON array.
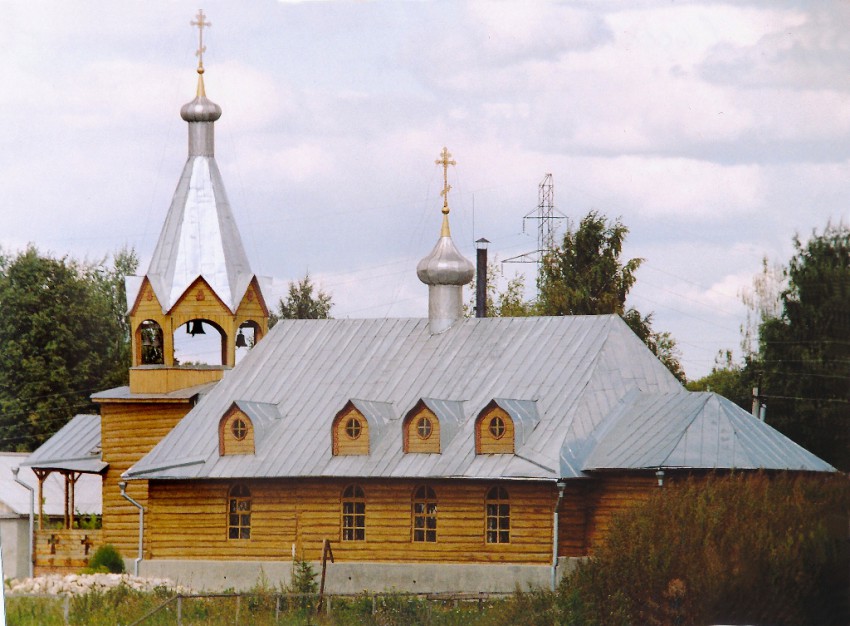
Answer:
[
  {"xmin": 416, "ymin": 234, "xmax": 474, "ymax": 286},
  {"xmin": 180, "ymin": 74, "xmax": 222, "ymax": 122}
]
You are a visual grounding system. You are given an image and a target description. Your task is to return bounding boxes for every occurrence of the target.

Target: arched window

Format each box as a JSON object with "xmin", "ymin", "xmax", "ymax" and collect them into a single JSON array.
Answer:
[
  {"xmin": 342, "ymin": 484, "xmax": 365, "ymax": 541},
  {"xmin": 412, "ymin": 485, "xmax": 437, "ymax": 542},
  {"xmin": 228, "ymin": 484, "xmax": 251, "ymax": 540},
  {"xmin": 138, "ymin": 320, "xmax": 164, "ymax": 365},
  {"xmin": 485, "ymin": 486, "xmax": 510, "ymax": 544}
]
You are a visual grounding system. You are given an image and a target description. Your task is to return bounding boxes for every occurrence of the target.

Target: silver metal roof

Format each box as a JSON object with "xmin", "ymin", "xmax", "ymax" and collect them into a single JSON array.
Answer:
[
  {"xmin": 125, "ymin": 315, "xmax": 834, "ymax": 482},
  {"xmin": 581, "ymin": 391, "xmax": 835, "ymax": 472},
  {"xmin": 22, "ymin": 414, "xmax": 106, "ymax": 474}
]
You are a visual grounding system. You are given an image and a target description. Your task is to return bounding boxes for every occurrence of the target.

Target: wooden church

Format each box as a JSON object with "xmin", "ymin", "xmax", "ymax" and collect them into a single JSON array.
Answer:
[{"xmin": 22, "ymin": 18, "xmax": 834, "ymax": 592}]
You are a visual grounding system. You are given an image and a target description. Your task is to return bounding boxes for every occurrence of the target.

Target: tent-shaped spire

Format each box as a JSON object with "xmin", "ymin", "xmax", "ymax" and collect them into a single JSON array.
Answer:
[{"xmin": 142, "ymin": 18, "xmax": 254, "ymax": 314}]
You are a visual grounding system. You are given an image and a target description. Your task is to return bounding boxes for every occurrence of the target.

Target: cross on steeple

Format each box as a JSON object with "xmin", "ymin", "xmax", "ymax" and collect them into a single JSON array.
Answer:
[
  {"xmin": 435, "ymin": 147, "xmax": 456, "ymax": 215},
  {"xmin": 191, "ymin": 9, "xmax": 211, "ymax": 73}
]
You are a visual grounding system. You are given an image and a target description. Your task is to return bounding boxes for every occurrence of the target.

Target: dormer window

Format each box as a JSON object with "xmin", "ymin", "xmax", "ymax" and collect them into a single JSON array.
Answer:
[
  {"xmin": 333, "ymin": 405, "xmax": 370, "ymax": 455},
  {"xmin": 476, "ymin": 405, "xmax": 515, "ymax": 454},
  {"xmin": 403, "ymin": 404, "xmax": 440, "ymax": 453},
  {"xmin": 219, "ymin": 406, "xmax": 255, "ymax": 455}
]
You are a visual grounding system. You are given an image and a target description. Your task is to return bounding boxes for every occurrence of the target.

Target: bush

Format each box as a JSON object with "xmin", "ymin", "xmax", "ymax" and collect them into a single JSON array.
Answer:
[
  {"xmin": 85, "ymin": 544, "xmax": 125, "ymax": 574},
  {"xmin": 565, "ymin": 472, "xmax": 850, "ymax": 625}
]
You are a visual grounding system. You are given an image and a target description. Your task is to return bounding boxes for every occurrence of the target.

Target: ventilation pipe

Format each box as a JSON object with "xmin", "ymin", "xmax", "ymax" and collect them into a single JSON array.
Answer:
[
  {"xmin": 11, "ymin": 467, "xmax": 34, "ymax": 578},
  {"xmin": 475, "ymin": 238, "xmax": 489, "ymax": 318},
  {"xmin": 118, "ymin": 482, "xmax": 144, "ymax": 576}
]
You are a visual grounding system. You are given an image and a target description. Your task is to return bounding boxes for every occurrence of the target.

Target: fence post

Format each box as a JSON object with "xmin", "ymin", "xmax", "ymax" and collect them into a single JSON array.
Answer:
[
  {"xmin": 275, "ymin": 595, "xmax": 280, "ymax": 620},
  {"xmin": 177, "ymin": 595, "xmax": 183, "ymax": 626},
  {"xmin": 63, "ymin": 595, "xmax": 70, "ymax": 625},
  {"xmin": 235, "ymin": 594, "xmax": 241, "ymax": 625}
]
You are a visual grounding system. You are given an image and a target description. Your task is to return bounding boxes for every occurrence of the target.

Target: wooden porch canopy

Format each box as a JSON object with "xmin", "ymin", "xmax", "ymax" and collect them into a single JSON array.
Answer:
[{"xmin": 21, "ymin": 414, "xmax": 106, "ymax": 529}]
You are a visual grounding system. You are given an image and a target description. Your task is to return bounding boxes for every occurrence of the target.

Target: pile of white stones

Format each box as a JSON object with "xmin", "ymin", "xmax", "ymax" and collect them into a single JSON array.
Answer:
[{"xmin": 5, "ymin": 573, "xmax": 191, "ymax": 597}]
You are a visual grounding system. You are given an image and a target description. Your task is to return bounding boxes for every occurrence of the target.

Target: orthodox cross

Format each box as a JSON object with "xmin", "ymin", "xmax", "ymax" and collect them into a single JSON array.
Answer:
[
  {"xmin": 191, "ymin": 9, "xmax": 211, "ymax": 72},
  {"xmin": 47, "ymin": 533, "xmax": 60, "ymax": 555},
  {"xmin": 80, "ymin": 534, "xmax": 94, "ymax": 556},
  {"xmin": 435, "ymin": 147, "xmax": 456, "ymax": 214}
]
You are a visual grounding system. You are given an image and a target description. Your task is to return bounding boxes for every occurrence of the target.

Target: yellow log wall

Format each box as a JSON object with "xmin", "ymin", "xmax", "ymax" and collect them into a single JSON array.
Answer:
[
  {"xmin": 148, "ymin": 479, "xmax": 557, "ymax": 564},
  {"xmin": 99, "ymin": 401, "xmax": 194, "ymax": 559}
]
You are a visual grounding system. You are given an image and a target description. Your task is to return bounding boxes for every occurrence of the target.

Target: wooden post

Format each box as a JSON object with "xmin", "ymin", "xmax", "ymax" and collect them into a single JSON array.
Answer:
[
  {"xmin": 33, "ymin": 470, "xmax": 49, "ymax": 530},
  {"xmin": 63, "ymin": 473, "xmax": 70, "ymax": 529},
  {"xmin": 68, "ymin": 472, "xmax": 80, "ymax": 529},
  {"xmin": 317, "ymin": 539, "xmax": 334, "ymax": 615}
]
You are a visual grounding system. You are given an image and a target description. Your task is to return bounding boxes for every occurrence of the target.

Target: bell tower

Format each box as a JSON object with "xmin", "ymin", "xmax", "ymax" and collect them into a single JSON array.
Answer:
[{"xmin": 124, "ymin": 10, "xmax": 268, "ymax": 393}]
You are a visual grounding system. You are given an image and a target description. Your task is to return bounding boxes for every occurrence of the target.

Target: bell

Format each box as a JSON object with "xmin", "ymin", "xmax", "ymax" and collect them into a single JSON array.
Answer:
[
  {"xmin": 189, "ymin": 320, "xmax": 206, "ymax": 336},
  {"xmin": 235, "ymin": 330, "xmax": 247, "ymax": 348},
  {"xmin": 141, "ymin": 333, "xmax": 152, "ymax": 347},
  {"xmin": 152, "ymin": 334, "xmax": 162, "ymax": 349}
]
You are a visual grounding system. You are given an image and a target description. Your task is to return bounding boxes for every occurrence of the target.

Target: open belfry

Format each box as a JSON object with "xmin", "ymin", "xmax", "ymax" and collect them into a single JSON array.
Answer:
[{"xmin": 21, "ymin": 11, "xmax": 834, "ymax": 592}]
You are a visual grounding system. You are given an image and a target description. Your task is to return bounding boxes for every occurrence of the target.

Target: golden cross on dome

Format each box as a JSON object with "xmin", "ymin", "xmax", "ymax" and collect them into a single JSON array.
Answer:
[
  {"xmin": 435, "ymin": 147, "xmax": 456, "ymax": 215},
  {"xmin": 191, "ymin": 9, "xmax": 211, "ymax": 73}
]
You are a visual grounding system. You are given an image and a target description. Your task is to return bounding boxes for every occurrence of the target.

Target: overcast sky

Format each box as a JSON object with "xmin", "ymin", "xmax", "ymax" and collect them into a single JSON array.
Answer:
[{"xmin": 1, "ymin": 1, "xmax": 848, "ymax": 380}]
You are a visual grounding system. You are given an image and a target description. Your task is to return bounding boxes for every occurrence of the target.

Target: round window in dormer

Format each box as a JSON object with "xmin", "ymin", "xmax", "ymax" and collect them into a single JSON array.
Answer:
[
  {"xmin": 416, "ymin": 416, "xmax": 433, "ymax": 440},
  {"xmin": 345, "ymin": 417, "xmax": 362, "ymax": 440},
  {"xmin": 488, "ymin": 415, "xmax": 506, "ymax": 439},
  {"xmin": 231, "ymin": 418, "xmax": 248, "ymax": 441}
]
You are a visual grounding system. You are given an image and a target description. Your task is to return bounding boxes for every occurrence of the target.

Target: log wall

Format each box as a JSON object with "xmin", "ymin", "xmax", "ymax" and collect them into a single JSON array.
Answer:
[
  {"xmin": 99, "ymin": 400, "xmax": 194, "ymax": 560},
  {"xmin": 148, "ymin": 478, "xmax": 557, "ymax": 564}
]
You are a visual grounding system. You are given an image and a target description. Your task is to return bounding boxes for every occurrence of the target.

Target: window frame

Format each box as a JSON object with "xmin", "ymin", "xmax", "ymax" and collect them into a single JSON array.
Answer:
[
  {"xmin": 485, "ymin": 485, "xmax": 510, "ymax": 544},
  {"xmin": 227, "ymin": 484, "xmax": 252, "ymax": 540},
  {"xmin": 341, "ymin": 484, "xmax": 366, "ymax": 541},
  {"xmin": 412, "ymin": 485, "xmax": 437, "ymax": 543}
]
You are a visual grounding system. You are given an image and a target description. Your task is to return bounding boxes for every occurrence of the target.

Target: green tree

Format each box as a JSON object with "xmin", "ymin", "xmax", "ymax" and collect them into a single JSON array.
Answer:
[
  {"xmin": 538, "ymin": 211, "xmax": 685, "ymax": 382},
  {"xmin": 755, "ymin": 224, "xmax": 850, "ymax": 471},
  {"xmin": 0, "ymin": 246, "xmax": 138, "ymax": 451},
  {"xmin": 268, "ymin": 273, "xmax": 333, "ymax": 327}
]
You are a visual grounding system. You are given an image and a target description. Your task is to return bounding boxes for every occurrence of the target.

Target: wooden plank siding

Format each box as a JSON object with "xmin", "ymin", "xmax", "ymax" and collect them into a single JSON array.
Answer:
[
  {"xmin": 148, "ymin": 478, "xmax": 559, "ymax": 564},
  {"xmin": 99, "ymin": 400, "xmax": 195, "ymax": 559}
]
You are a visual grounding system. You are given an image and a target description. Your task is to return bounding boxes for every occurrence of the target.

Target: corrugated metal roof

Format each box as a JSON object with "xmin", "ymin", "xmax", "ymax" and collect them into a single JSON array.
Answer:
[
  {"xmin": 22, "ymin": 414, "xmax": 106, "ymax": 474},
  {"xmin": 125, "ymin": 315, "xmax": 834, "ymax": 482}
]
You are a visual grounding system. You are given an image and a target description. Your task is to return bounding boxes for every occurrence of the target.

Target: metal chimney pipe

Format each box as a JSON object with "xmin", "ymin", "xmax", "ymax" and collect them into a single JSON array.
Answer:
[{"xmin": 475, "ymin": 238, "xmax": 489, "ymax": 318}]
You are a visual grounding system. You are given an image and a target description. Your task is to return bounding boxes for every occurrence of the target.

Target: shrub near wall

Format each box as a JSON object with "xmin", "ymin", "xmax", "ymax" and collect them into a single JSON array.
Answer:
[{"xmin": 565, "ymin": 472, "xmax": 850, "ymax": 626}]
